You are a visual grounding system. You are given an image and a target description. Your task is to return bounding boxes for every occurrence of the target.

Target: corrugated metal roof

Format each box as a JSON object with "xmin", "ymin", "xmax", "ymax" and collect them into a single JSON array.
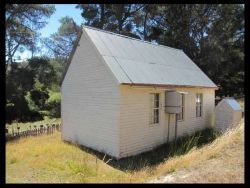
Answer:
[
  {"xmin": 225, "ymin": 98, "xmax": 241, "ymax": 111},
  {"xmin": 83, "ymin": 26, "xmax": 217, "ymax": 88}
]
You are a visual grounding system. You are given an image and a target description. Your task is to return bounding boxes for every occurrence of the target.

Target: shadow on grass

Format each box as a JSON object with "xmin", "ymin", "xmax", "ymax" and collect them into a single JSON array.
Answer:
[{"xmin": 67, "ymin": 128, "xmax": 221, "ymax": 172}]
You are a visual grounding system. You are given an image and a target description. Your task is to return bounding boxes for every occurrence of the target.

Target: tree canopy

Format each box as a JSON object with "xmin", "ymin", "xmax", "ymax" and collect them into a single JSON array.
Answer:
[
  {"xmin": 5, "ymin": 4, "xmax": 55, "ymax": 65},
  {"xmin": 5, "ymin": 4, "xmax": 244, "ymax": 122}
]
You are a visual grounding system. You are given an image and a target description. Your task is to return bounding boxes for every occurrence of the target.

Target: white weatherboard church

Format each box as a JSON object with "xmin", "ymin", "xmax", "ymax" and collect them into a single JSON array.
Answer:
[{"xmin": 61, "ymin": 26, "xmax": 218, "ymax": 159}]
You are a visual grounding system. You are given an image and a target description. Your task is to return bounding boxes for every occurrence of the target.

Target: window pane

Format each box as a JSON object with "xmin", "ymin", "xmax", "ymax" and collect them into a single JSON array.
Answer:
[
  {"xmin": 197, "ymin": 106, "xmax": 201, "ymax": 117},
  {"xmin": 177, "ymin": 94, "xmax": 184, "ymax": 121},
  {"xmin": 196, "ymin": 93, "xmax": 202, "ymax": 117},
  {"xmin": 196, "ymin": 94, "xmax": 201, "ymax": 104},
  {"xmin": 182, "ymin": 94, "xmax": 184, "ymax": 106},
  {"xmin": 155, "ymin": 93, "xmax": 159, "ymax": 101},
  {"xmin": 196, "ymin": 106, "xmax": 198, "ymax": 117},
  {"xmin": 155, "ymin": 109, "xmax": 159, "ymax": 123},
  {"xmin": 177, "ymin": 113, "xmax": 181, "ymax": 120},
  {"xmin": 155, "ymin": 100, "xmax": 159, "ymax": 108},
  {"xmin": 153, "ymin": 110, "xmax": 156, "ymax": 122},
  {"xmin": 182, "ymin": 106, "xmax": 184, "ymax": 119},
  {"xmin": 150, "ymin": 93, "xmax": 160, "ymax": 124}
]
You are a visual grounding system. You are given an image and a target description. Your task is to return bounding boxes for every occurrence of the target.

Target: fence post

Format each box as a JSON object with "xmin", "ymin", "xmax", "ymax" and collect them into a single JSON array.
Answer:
[
  {"xmin": 52, "ymin": 124, "xmax": 54, "ymax": 131},
  {"xmin": 34, "ymin": 125, "xmax": 37, "ymax": 135},
  {"xmin": 40, "ymin": 125, "xmax": 43, "ymax": 134},
  {"xmin": 17, "ymin": 126, "xmax": 20, "ymax": 137}
]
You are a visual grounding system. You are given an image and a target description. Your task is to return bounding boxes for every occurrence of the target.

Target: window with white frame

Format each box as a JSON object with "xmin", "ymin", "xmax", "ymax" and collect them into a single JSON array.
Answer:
[
  {"xmin": 150, "ymin": 93, "xmax": 160, "ymax": 124},
  {"xmin": 177, "ymin": 94, "xmax": 185, "ymax": 121},
  {"xmin": 196, "ymin": 93, "xmax": 203, "ymax": 117}
]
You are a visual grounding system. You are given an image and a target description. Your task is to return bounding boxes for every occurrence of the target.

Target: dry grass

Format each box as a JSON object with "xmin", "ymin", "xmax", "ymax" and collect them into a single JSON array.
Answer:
[
  {"xmin": 147, "ymin": 119, "xmax": 244, "ymax": 183},
  {"xmin": 6, "ymin": 118, "xmax": 61, "ymax": 132},
  {"xmin": 237, "ymin": 98, "xmax": 244, "ymax": 111},
  {"xmin": 6, "ymin": 132, "xmax": 132, "ymax": 183},
  {"xmin": 6, "ymin": 119, "xmax": 244, "ymax": 183}
]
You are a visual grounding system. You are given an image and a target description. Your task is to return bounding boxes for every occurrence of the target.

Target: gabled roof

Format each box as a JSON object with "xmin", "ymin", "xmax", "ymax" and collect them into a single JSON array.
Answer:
[
  {"xmin": 62, "ymin": 25, "xmax": 218, "ymax": 89},
  {"xmin": 224, "ymin": 98, "xmax": 241, "ymax": 111}
]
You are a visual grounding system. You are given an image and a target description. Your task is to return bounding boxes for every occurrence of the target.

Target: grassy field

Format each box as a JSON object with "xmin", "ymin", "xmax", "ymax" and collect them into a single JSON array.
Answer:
[{"xmin": 6, "ymin": 119, "xmax": 244, "ymax": 183}]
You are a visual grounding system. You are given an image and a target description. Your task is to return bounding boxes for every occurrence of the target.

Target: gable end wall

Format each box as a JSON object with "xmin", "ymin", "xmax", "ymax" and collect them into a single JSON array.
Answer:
[{"xmin": 61, "ymin": 30, "xmax": 120, "ymax": 157}]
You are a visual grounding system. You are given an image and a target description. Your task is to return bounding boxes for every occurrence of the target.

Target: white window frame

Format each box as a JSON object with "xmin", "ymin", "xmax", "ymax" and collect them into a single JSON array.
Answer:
[
  {"xmin": 196, "ymin": 93, "xmax": 203, "ymax": 117},
  {"xmin": 177, "ymin": 94, "xmax": 185, "ymax": 121},
  {"xmin": 150, "ymin": 93, "xmax": 160, "ymax": 125}
]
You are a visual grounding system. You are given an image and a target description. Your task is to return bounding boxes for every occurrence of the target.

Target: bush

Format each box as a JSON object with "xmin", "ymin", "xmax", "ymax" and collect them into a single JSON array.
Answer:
[
  {"xmin": 6, "ymin": 94, "xmax": 43, "ymax": 123},
  {"xmin": 45, "ymin": 92, "xmax": 61, "ymax": 118}
]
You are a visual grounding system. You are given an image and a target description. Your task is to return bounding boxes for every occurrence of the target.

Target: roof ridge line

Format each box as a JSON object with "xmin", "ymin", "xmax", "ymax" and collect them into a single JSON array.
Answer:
[{"xmin": 82, "ymin": 25, "xmax": 183, "ymax": 52}]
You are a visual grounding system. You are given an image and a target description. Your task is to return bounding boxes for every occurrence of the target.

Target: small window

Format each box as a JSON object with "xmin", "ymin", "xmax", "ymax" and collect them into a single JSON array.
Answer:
[
  {"xmin": 150, "ymin": 93, "xmax": 160, "ymax": 124},
  {"xmin": 177, "ymin": 94, "xmax": 185, "ymax": 121},
  {"xmin": 196, "ymin": 93, "xmax": 203, "ymax": 117}
]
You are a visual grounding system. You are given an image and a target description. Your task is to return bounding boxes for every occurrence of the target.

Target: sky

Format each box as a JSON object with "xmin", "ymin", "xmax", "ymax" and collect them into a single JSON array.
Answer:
[{"xmin": 16, "ymin": 4, "xmax": 84, "ymax": 61}]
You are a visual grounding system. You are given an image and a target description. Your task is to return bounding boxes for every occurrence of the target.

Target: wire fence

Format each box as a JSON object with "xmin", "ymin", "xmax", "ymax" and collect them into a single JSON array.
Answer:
[{"xmin": 6, "ymin": 123, "xmax": 61, "ymax": 142}]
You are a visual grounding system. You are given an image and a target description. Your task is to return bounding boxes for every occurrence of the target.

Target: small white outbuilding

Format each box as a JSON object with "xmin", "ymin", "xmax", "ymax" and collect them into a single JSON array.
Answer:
[{"xmin": 215, "ymin": 98, "xmax": 242, "ymax": 132}]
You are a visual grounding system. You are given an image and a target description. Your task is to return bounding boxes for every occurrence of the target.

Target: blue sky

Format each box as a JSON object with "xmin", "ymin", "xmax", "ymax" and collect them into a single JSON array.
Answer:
[
  {"xmin": 17, "ymin": 4, "xmax": 84, "ymax": 61},
  {"xmin": 40, "ymin": 4, "xmax": 83, "ymax": 37}
]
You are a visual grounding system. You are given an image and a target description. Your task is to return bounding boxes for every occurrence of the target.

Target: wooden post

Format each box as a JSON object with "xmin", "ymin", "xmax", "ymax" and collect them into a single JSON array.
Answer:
[
  {"xmin": 168, "ymin": 114, "xmax": 170, "ymax": 143},
  {"xmin": 175, "ymin": 114, "xmax": 178, "ymax": 142},
  {"xmin": 17, "ymin": 126, "xmax": 20, "ymax": 136},
  {"xmin": 40, "ymin": 125, "xmax": 43, "ymax": 134}
]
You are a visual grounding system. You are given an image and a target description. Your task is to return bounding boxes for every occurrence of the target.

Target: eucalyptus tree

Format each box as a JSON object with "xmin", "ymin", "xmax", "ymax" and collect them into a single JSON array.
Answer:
[{"xmin": 5, "ymin": 4, "xmax": 55, "ymax": 67}]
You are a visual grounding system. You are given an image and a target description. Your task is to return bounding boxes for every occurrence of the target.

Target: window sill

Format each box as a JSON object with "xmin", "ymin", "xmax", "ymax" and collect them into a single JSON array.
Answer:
[{"xmin": 149, "ymin": 123, "xmax": 160, "ymax": 127}]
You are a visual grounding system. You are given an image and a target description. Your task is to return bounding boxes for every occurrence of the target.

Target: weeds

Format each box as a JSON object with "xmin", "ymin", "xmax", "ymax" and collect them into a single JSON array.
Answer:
[{"xmin": 71, "ymin": 127, "xmax": 220, "ymax": 172}]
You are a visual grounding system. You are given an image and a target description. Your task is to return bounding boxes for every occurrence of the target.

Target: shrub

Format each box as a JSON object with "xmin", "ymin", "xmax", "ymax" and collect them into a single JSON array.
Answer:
[{"xmin": 45, "ymin": 92, "xmax": 61, "ymax": 118}]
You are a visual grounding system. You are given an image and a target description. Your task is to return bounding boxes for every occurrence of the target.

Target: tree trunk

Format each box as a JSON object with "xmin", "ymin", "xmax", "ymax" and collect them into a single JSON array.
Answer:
[
  {"xmin": 100, "ymin": 4, "xmax": 105, "ymax": 29},
  {"xmin": 143, "ymin": 12, "xmax": 148, "ymax": 40}
]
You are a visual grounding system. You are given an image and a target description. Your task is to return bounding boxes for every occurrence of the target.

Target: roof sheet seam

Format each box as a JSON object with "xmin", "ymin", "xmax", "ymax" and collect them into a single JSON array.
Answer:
[
  {"xmin": 113, "ymin": 57, "xmax": 133, "ymax": 84},
  {"xmin": 101, "ymin": 55, "xmax": 202, "ymax": 71},
  {"xmin": 90, "ymin": 29, "xmax": 132, "ymax": 84}
]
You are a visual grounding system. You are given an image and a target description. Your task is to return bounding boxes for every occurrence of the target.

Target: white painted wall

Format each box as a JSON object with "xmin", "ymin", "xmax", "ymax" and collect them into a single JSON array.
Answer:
[
  {"xmin": 61, "ymin": 30, "xmax": 121, "ymax": 157},
  {"xmin": 119, "ymin": 85, "xmax": 215, "ymax": 158}
]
